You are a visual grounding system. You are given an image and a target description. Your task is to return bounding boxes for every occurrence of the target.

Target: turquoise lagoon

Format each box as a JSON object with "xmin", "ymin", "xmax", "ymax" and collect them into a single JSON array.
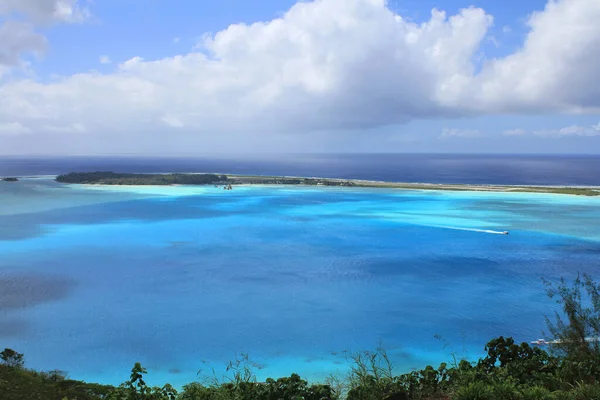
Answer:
[{"xmin": 1, "ymin": 178, "xmax": 600, "ymax": 387}]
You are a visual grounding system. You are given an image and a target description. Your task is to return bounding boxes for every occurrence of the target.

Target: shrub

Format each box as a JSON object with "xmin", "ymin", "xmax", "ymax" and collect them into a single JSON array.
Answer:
[
  {"xmin": 520, "ymin": 386, "xmax": 553, "ymax": 400},
  {"xmin": 453, "ymin": 381, "xmax": 492, "ymax": 400}
]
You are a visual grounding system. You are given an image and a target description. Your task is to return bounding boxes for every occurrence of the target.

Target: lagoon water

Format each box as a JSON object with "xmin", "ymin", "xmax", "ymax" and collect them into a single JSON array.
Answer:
[{"xmin": 1, "ymin": 155, "xmax": 600, "ymax": 388}]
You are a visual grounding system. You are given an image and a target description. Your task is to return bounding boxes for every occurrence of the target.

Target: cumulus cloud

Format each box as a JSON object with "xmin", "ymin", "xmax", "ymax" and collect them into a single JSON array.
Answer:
[
  {"xmin": 99, "ymin": 55, "xmax": 111, "ymax": 64},
  {"xmin": 459, "ymin": 0, "xmax": 600, "ymax": 114},
  {"xmin": 0, "ymin": 0, "xmax": 599, "ymax": 153},
  {"xmin": 440, "ymin": 128, "xmax": 483, "ymax": 139},
  {"xmin": 0, "ymin": 0, "xmax": 495, "ymax": 136}
]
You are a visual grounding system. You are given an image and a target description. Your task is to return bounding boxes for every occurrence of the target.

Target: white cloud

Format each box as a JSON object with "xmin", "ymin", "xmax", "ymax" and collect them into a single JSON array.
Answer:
[
  {"xmin": 534, "ymin": 123, "xmax": 600, "ymax": 137},
  {"xmin": 0, "ymin": 121, "xmax": 30, "ymax": 135},
  {"xmin": 502, "ymin": 25, "xmax": 511, "ymax": 33},
  {"xmin": 487, "ymin": 36, "xmax": 500, "ymax": 48},
  {"xmin": 161, "ymin": 115, "xmax": 184, "ymax": 128},
  {"xmin": 0, "ymin": 20, "xmax": 46, "ymax": 66},
  {"xmin": 503, "ymin": 128, "xmax": 527, "ymax": 136},
  {"xmin": 0, "ymin": 1, "xmax": 89, "ymax": 76},
  {"xmin": 502, "ymin": 122, "xmax": 600, "ymax": 137},
  {"xmin": 458, "ymin": 0, "xmax": 600, "ymax": 114},
  {"xmin": 440, "ymin": 128, "xmax": 483, "ymax": 139},
  {"xmin": 0, "ymin": 0, "xmax": 90, "ymax": 24},
  {"xmin": 44, "ymin": 122, "xmax": 86, "ymax": 133},
  {"xmin": 173, "ymin": 37, "xmax": 180, "ymax": 44},
  {"xmin": 99, "ymin": 55, "xmax": 111, "ymax": 64},
  {"xmin": 0, "ymin": 0, "xmax": 599, "ymax": 153},
  {"xmin": 0, "ymin": 0, "xmax": 495, "ymax": 137}
]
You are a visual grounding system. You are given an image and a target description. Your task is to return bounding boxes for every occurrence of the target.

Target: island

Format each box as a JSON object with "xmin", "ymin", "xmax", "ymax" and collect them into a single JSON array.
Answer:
[
  {"xmin": 54, "ymin": 171, "xmax": 600, "ymax": 196},
  {"xmin": 56, "ymin": 172, "xmax": 227, "ymax": 185},
  {"xmin": 1, "ymin": 177, "xmax": 18, "ymax": 182}
]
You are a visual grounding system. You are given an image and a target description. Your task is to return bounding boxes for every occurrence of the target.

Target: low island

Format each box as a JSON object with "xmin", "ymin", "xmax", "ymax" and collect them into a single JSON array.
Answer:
[
  {"xmin": 54, "ymin": 171, "xmax": 600, "ymax": 196},
  {"xmin": 1, "ymin": 177, "xmax": 18, "ymax": 182}
]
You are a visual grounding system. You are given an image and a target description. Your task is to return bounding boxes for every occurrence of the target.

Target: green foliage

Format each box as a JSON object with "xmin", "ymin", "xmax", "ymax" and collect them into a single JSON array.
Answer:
[
  {"xmin": 520, "ymin": 386, "xmax": 553, "ymax": 400},
  {"xmin": 1, "ymin": 348, "xmax": 24, "ymax": 368},
  {"xmin": 551, "ymin": 391, "xmax": 575, "ymax": 400},
  {"xmin": 56, "ymin": 172, "xmax": 228, "ymax": 185},
  {"xmin": 108, "ymin": 362, "xmax": 177, "ymax": 400},
  {"xmin": 397, "ymin": 363, "xmax": 450, "ymax": 399},
  {"xmin": 477, "ymin": 337, "xmax": 559, "ymax": 388},
  {"xmin": 183, "ymin": 354, "xmax": 335, "ymax": 400},
  {"xmin": 453, "ymin": 381, "xmax": 492, "ymax": 400},
  {"xmin": 344, "ymin": 348, "xmax": 406, "ymax": 400},
  {"xmin": 572, "ymin": 382, "xmax": 600, "ymax": 400},
  {"xmin": 512, "ymin": 187, "xmax": 600, "ymax": 196},
  {"xmin": 178, "ymin": 374, "xmax": 335, "ymax": 400},
  {"xmin": 544, "ymin": 274, "xmax": 600, "ymax": 384},
  {"xmin": 489, "ymin": 382, "xmax": 520, "ymax": 400},
  {"xmin": 0, "ymin": 364, "xmax": 114, "ymax": 400}
]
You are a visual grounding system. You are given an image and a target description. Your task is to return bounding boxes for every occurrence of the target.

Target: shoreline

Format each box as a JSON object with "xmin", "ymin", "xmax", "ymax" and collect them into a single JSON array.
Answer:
[
  {"xmin": 10, "ymin": 173, "xmax": 600, "ymax": 196},
  {"xmin": 49, "ymin": 172, "xmax": 600, "ymax": 197}
]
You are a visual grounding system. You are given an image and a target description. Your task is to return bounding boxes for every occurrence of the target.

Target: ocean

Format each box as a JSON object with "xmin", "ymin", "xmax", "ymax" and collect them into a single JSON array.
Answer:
[
  {"xmin": 2, "ymin": 153, "xmax": 600, "ymax": 185},
  {"xmin": 1, "ymin": 154, "xmax": 599, "ymax": 388}
]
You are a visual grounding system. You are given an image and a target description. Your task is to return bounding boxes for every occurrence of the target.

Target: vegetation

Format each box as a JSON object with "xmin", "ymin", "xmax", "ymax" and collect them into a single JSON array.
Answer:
[
  {"xmin": 54, "ymin": 172, "xmax": 357, "ymax": 187},
  {"xmin": 1, "ymin": 177, "xmax": 18, "ymax": 182},
  {"xmin": 0, "ymin": 350, "xmax": 113, "ymax": 400},
  {"xmin": 2, "ymin": 275, "xmax": 600, "ymax": 399},
  {"xmin": 512, "ymin": 187, "xmax": 600, "ymax": 197},
  {"xmin": 230, "ymin": 176, "xmax": 356, "ymax": 187},
  {"xmin": 56, "ymin": 172, "xmax": 228, "ymax": 185},
  {"xmin": 544, "ymin": 274, "xmax": 600, "ymax": 384}
]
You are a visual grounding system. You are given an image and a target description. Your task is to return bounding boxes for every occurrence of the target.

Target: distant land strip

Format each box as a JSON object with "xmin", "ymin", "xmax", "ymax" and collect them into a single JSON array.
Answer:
[{"xmin": 53, "ymin": 171, "xmax": 600, "ymax": 196}]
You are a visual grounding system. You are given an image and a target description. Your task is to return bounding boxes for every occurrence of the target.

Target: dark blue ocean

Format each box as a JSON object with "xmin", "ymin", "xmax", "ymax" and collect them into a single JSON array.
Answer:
[
  {"xmin": 1, "ymin": 154, "xmax": 599, "ymax": 388},
  {"xmin": 2, "ymin": 154, "xmax": 600, "ymax": 185}
]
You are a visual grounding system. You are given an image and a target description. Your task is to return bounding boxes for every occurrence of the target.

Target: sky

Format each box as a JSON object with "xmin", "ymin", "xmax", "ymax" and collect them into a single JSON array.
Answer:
[{"xmin": 0, "ymin": 0, "xmax": 599, "ymax": 155}]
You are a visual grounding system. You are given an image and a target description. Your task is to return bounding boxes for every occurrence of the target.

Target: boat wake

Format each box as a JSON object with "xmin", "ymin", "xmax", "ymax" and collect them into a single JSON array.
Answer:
[{"xmin": 431, "ymin": 225, "xmax": 509, "ymax": 235}]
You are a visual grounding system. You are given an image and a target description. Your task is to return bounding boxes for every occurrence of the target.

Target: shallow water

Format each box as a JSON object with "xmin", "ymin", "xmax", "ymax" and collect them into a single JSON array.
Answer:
[{"xmin": 1, "ymin": 178, "xmax": 599, "ymax": 387}]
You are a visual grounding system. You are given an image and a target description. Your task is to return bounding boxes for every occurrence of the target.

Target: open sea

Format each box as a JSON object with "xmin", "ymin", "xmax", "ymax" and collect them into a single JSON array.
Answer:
[{"xmin": 1, "ymin": 154, "xmax": 600, "ymax": 388}]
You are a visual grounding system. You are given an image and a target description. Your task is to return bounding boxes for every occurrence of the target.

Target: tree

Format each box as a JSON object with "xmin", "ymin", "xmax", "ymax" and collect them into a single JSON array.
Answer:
[
  {"xmin": 544, "ymin": 274, "xmax": 600, "ymax": 383},
  {"xmin": 108, "ymin": 362, "xmax": 177, "ymax": 400},
  {"xmin": 477, "ymin": 337, "xmax": 559, "ymax": 387},
  {"xmin": 1, "ymin": 348, "xmax": 24, "ymax": 368}
]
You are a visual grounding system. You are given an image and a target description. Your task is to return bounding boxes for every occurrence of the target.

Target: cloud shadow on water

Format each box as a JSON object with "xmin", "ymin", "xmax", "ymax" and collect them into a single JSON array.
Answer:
[{"xmin": 0, "ymin": 273, "xmax": 75, "ymax": 311}]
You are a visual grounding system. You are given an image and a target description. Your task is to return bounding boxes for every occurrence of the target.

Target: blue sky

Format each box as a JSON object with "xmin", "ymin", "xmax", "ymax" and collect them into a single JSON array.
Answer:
[{"xmin": 1, "ymin": 0, "xmax": 599, "ymax": 154}]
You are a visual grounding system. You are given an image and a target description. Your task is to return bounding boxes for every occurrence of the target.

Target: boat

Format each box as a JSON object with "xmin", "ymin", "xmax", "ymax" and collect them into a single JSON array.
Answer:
[
  {"xmin": 502, "ymin": 231, "xmax": 509, "ymax": 235},
  {"xmin": 531, "ymin": 337, "xmax": 598, "ymax": 346},
  {"xmin": 531, "ymin": 339, "xmax": 549, "ymax": 345}
]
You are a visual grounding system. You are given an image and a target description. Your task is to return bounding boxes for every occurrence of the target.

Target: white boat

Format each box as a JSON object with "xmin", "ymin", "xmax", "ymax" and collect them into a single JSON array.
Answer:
[
  {"xmin": 531, "ymin": 339, "xmax": 549, "ymax": 345},
  {"xmin": 531, "ymin": 337, "xmax": 599, "ymax": 346}
]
